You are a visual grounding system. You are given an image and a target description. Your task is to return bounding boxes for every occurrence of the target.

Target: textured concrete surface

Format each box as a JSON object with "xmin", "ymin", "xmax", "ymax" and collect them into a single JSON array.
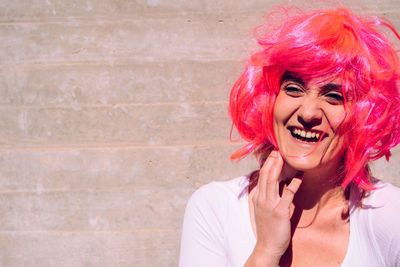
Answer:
[{"xmin": 1, "ymin": 0, "xmax": 400, "ymax": 266}]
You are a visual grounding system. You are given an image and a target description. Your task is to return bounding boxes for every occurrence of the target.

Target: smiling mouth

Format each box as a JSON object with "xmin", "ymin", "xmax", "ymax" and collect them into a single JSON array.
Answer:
[{"xmin": 288, "ymin": 126, "xmax": 327, "ymax": 143}]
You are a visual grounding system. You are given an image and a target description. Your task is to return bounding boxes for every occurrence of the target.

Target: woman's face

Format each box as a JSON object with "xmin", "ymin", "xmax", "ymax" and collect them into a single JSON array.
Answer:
[{"xmin": 273, "ymin": 73, "xmax": 346, "ymax": 173}]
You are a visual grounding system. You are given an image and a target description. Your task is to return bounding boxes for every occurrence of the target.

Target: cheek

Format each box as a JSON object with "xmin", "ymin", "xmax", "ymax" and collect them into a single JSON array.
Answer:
[
  {"xmin": 324, "ymin": 105, "xmax": 346, "ymax": 131},
  {"xmin": 273, "ymin": 93, "xmax": 292, "ymax": 123},
  {"xmin": 325, "ymin": 135, "xmax": 346, "ymax": 165},
  {"xmin": 272, "ymin": 98, "xmax": 286, "ymax": 134},
  {"xmin": 271, "ymin": 93, "xmax": 287, "ymax": 147},
  {"xmin": 273, "ymin": 96, "xmax": 299, "ymax": 135},
  {"xmin": 272, "ymin": 95, "xmax": 296, "ymax": 149}
]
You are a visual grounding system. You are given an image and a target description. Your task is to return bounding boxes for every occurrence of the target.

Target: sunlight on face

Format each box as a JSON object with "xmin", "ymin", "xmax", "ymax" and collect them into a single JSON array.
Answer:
[{"xmin": 273, "ymin": 73, "xmax": 347, "ymax": 175}]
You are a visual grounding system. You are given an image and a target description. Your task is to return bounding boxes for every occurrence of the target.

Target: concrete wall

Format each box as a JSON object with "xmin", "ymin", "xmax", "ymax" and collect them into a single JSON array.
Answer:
[{"xmin": 1, "ymin": 0, "xmax": 399, "ymax": 266}]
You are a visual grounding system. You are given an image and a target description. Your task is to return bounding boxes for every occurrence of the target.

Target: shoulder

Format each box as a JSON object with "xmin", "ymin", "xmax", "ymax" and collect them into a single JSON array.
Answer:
[
  {"xmin": 364, "ymin": 182, "xmax": 400, "ymax": 233},
  {"xmin": 187, "ymin": 176, "xmax": 249, "ymax": 214},
  {"xmin": 364, "ymin": 181, "xmax": 400, "ymax": 212},
  {"xmin": 362, "ymin": 181, "xmax": 400, "ymax": 226},
  {"xmin": 183, "ymin": 175, "xmax": 249, "ymax": 233},
  {"xmin": 179, "ymin": 176, "xmax": 249, "ymax": 266},
  {"xmin": 361, "ymin": 182, "xmax": 400, "ymax": 265},
  {"xmin": 190, "ymin": 175, "xmax": 249, "ymax": 200}
]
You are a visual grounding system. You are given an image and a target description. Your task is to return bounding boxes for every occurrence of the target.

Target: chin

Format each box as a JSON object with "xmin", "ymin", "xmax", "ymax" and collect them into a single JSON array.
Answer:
[
  {"xmin": 282, "ymin": 155, "xmax": 322, "ymax": 171},
  {"xmin": 280, "ymin": 148, "xmax": 344, "ymax": 180}
]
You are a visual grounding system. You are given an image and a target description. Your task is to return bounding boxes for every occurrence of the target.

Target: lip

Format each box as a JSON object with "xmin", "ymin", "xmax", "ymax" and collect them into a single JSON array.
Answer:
[{"xmin": 287, "ymin": 126, "xmax": 329, "ymax": 144}]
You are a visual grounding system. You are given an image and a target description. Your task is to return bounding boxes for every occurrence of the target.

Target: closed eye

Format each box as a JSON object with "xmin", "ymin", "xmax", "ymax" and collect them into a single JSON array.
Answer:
[
  {"xmin": 325, "ymin": 92, "xmax": 344, "ymax": 104},
  {"xmin": 283, "ymin": 83, "xmax": 304, "ymax": 97}
]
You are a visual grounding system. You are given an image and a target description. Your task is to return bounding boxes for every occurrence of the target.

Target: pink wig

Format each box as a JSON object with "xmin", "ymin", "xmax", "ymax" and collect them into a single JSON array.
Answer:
[{"xmin": 229, "ymin": 7, "xmax": 400, "ymax": 190}]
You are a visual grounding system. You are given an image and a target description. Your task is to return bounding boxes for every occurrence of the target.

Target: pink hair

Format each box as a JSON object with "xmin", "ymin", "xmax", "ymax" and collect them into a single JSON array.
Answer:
[{"xmin": 229, "ymin": 7, "xmax": 400, "ymax": 190}]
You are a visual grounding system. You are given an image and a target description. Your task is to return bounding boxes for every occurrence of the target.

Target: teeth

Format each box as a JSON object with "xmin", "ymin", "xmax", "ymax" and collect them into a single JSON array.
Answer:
[{"xmin": 290, "ymin": 127, "xmax": 323, "ymax": 141}]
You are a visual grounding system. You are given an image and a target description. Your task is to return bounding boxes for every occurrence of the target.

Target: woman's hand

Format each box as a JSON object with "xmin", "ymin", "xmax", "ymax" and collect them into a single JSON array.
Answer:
[{"xmin": 245, "ymin": 150, "xmax": 303, "ymax": 267}]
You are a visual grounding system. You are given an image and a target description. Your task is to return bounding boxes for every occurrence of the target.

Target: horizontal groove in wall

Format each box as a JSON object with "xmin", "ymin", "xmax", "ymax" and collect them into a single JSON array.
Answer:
[
  {"xmin": 0, "ymin": 58, "xmax": 243, "ymax": 67},
  {"xmin": 0, "ymin": 229, "xmax": 181, "ymax": 234},
  {"xmin": 0, "ymin": 141, "xmax": 244, "ymax": 151},
  {"xmin": 0, "ymin": 12, "xmax": 248, "ymax": 25},
  {"xmin": 1, "ymin": 57, "xmax": 246, "ymax": 66},
  {"xmin": 0, "ymin": 7, "xmax": 398, "ymax": 25},
  {"xmin": 0, "ymin": 101, "xmax": 228, "ymax": 110},
  {"xmin": 0, "ymin": 185, "xmax": 190, "ymax": 194}
]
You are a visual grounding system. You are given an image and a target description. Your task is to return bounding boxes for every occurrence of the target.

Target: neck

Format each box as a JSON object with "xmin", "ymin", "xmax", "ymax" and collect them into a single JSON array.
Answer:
[
  {"xmin": 293, "ymin": 172, "xmax": 347, "ymax": 210},
  {"xmin": 281, "ymin": 163, "xmax": 348, "ymax": 221}
]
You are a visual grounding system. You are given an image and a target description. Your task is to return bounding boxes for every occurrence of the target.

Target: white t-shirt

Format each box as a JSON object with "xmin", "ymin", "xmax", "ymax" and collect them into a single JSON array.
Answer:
[{"xmin": 179, "ymin": 176, "xmax": 400, "ymax": 267}]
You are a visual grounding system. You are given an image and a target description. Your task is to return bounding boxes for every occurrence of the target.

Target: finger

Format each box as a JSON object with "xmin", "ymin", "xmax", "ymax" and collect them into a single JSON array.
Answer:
[
  {"xmin": 258, "ymin": 150, "xmax": 283, "ymax": 201},
  {"xmin": 258, "ymin": 150, "xmax": 279, "ymax": 199},
  {"xmin": 279, "ymin": 176, "xmax": 303, "ymax": 208},
  {"xmin": 267, "ymin": 151, "xmax": 284, "ymax": 195},
  {"xmin": 252, "ymin": 186, "xmax": 259, "ymax": 204}
]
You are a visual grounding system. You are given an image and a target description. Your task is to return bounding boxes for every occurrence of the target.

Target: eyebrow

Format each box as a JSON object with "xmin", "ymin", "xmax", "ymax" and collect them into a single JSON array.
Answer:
[
  {"xmin": 280, "ymin": 72, "xmax": 305, "ymax": 86},
  {"xmin": 280, "ymin": 72, "xmax": 342, "ymax": 93},
  {"xmin": 321, "ymin": 83, "xmax": 342, "ymax": 93}
]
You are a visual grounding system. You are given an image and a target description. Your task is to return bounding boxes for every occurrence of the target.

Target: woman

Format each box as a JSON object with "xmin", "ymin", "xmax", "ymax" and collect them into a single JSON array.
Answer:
[{"xmin": 179, "ymin": 6, "xmax": 400, "ymax": 267}]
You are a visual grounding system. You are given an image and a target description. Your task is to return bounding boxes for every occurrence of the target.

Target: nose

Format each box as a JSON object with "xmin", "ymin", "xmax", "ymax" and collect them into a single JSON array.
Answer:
[{"xmin": 297, "ymin": 96, "xmax": 322, "ymax": 128}]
